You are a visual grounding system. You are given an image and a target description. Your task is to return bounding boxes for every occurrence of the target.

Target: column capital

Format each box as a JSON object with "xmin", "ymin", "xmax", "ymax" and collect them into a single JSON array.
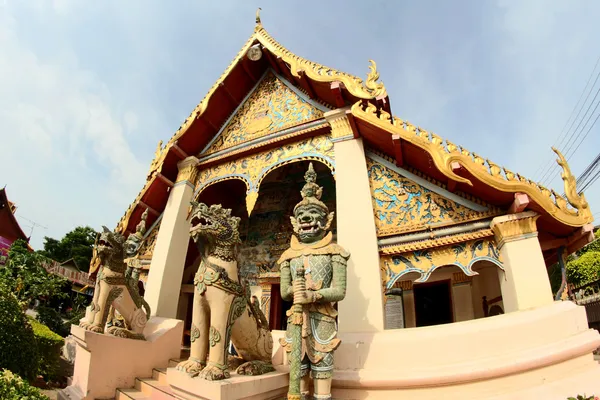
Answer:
[
  {"xmin": 324, "ymin": 106, "xmax": 354, "ymax": 141},
  {"xmin": 176, "ymin": 156, "xmax": 200, "ymax": 186},
  {"xmin": 490, "ymin": 211, "xmax": 540, "ymax": 249}
]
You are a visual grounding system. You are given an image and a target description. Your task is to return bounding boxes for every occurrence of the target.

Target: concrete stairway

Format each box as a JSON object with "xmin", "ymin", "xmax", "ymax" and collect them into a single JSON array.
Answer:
[{"xmin": 115, "ymin": 359, "xmax": 182, "ymax": 400}]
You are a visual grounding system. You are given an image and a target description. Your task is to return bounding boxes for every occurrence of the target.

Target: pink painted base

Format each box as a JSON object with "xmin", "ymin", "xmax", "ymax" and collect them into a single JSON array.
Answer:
[
  {"xmin": 58, "ymin": 317, "xmax": 183, "ymax": 400},
  {"xmin": 327, "ymin": 301, "xmax": 600, "ymax": 399}
]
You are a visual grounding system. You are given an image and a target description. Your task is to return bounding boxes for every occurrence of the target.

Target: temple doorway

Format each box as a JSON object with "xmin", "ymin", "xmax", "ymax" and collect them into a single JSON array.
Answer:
[
  {"xmin": 268, "ymin": 284, "xmax": 293, "ymax": 331},
  {"xmin": 414, "ymin": 280, "xmax": 454, "ymax": 327}
]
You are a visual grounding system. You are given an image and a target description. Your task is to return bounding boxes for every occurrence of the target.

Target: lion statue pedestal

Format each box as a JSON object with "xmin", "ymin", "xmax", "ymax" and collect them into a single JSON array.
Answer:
[{"xmin": 58, "ymin": 317, "xmax": 183, "ymax": 400}]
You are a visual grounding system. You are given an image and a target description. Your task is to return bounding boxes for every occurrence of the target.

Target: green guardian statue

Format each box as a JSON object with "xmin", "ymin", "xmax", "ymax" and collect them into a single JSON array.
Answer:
[{"xmin": 278, "ymin": 163, "xmax": 350, "ymax": 400}]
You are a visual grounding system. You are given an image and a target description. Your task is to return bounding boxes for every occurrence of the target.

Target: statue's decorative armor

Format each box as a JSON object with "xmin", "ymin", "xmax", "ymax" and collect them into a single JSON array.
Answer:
[{"xmin": 279, "ymin": 239, "xmax": 349, "ymax": 378}]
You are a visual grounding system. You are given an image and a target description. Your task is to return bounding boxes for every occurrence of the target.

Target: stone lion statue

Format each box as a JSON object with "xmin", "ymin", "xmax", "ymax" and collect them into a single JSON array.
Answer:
[
  {"xmin": 79, "ymin": 222, "xmax": 151, "ymax": 340},
  {"xmin": 176, "ymin": 202, "xmax": 274, "ymax": 380}
]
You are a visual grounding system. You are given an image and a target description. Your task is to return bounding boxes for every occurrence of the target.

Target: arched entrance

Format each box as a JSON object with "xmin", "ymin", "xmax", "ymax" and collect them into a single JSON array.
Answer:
[
  {"xmin": 249, "ymin": 160, "xmax": 335, "ymax": 331},
  {"xmin": 178, "ymin": 160, "xmax": 335, "ymax": 339}
]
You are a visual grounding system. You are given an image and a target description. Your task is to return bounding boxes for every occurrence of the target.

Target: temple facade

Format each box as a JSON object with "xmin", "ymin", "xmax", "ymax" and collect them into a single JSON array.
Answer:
[{"xmin": 92, "ymin": 15, "xmax": 600, "ymax": 398}]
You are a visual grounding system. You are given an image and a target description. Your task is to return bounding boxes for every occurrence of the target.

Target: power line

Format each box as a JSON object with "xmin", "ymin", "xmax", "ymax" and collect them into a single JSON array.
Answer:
[
  {"xmin": 15, "ymin": 214, "xmax": 47, "ymax": 238},
  {"xmin": 540, "ymin": 81, "xmax": 600, "ymax": 185},
  {"xmin": 535, "ymin": 54, "xmax": 600, "ymax": 181},
  {"xmin": 579, "ymin": 167, "xmax": 600, "ymax": 193}
]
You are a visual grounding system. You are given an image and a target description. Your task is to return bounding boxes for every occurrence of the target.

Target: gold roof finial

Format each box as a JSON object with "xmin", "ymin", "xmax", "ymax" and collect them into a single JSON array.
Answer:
[
  {"xmin": 256, "ymin": 7, "xmax": 262, "ymax": 25},
  {"xmin": 364, "ymin": 59, "xmax": 387, "ymax": 98},
  {"xmin": 552, "ymin": 147, "xmax": 590, "ymax": 212}
]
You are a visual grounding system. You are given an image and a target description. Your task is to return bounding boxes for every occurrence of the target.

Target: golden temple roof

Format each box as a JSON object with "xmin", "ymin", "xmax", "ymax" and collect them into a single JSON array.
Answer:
[{"xmin": 113, "ymin": 10, "xmax": 592, "ymax": 241}]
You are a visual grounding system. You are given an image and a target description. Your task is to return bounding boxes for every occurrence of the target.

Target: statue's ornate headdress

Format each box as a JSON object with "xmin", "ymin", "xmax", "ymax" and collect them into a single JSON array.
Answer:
[{"xmin": 293, "ymin": 163, "xmax": 329, "ymax": 215}]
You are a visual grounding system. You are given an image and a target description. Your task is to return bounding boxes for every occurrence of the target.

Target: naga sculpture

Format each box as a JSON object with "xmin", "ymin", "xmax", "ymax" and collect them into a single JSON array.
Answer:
[
  {"xmin": 79, "ymin": 212, "xmax": 151, "ymax": 340},
  {"xmin": 176, "ymin": 202, "xmax": 274, "ymax": 380},
  {"xmin": 279, "ymin": 163, "xmax": 350, "ymax": 400}
]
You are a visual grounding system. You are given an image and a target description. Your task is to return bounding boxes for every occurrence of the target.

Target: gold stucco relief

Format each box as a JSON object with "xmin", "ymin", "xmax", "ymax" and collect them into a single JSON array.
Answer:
[
  {"xmin": 195, "ymin": 135, "xmax": 335, "ymax": 215},
  {"xmin": 203, "ymin": 72, "xmax": 324, "ymax": 156},
  {"xmin": 381, "ymin": 237, "xmax": 503, "ymax": 289},
  {"xmin": 366, "ymin": 156, "xmax": 499, "ymax": 237}
]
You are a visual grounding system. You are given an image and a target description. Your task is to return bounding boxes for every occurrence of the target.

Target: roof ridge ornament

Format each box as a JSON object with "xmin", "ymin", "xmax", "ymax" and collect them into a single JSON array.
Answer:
[
  {"xmin": 255, "ymin": 7, "xmax": 262, "ymax": 26},
  {"xmin": 552, "ymin": 147, "xmax": 590, "ymax": 213},
  {"xmin": 365, "ymin": 60, "xmax": 385, "ymax": 97}
]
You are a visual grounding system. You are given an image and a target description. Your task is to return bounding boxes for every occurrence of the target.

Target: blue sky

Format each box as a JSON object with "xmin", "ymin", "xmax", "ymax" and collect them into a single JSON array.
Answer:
[{"xmin": 1, "ymin": 0, "xmax": 600, "ymax": 249}]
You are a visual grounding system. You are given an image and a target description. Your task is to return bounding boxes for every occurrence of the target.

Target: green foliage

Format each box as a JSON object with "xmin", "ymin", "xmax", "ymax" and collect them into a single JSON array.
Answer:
[
  {"xmin": 0, "ymin": 370, "xmax": 48, "ymax": 400},
  {"xmin": 0, "ymin": 240, "xmax": 67, "ymax": 306},
  {"xmin": 577, "ymin": 230, "xmax": 600, "ymax": 256},
  {"xmin": 567, "ymin": 395, "xmax": 597, "ymax": 400},
  {"xmin": 0, "ymin": 285, "xmax": 39, "ymax": 381},
  {"xmin": 566, "ymin": 251, "xmax": 600, "ymax": 288},
  {"xmin": 38, "ymin": 226, "xmax": 97, "ymax": 272},
  {"xmin": 29, "ymin": 318, "xmax": 64, "ymax": 381},
  {"xmin": 36, "ymin": 306, "xmax": 70, "ymax": 337}
]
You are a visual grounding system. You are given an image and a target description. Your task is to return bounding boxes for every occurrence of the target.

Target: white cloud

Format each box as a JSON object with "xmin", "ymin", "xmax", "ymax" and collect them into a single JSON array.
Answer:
[{"xmin": 0, "ymin": 4, "xmax": 147, "ymax": 248}]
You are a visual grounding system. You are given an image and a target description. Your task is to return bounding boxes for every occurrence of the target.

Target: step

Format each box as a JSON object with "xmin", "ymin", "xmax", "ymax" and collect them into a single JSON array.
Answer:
[
  {"xmin": 116, "ymin": 387, "xmax": 151, "ymax": 400},
  {"xmin": 137, "ymin": 377, "xmax": 178, "ymax": 399},
  {"xmin": 153, "ymin": 368, "xmax": 169, "ymax": 385},
  {"xmin": 168, "ymin": 358, "xmax": 185, "ymax": 368},
  {"xmin": 116, "ymin": 377, "xmax": 181, "ymax": 400}
]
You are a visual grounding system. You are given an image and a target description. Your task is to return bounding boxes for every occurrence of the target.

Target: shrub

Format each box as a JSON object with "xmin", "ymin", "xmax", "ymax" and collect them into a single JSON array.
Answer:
[
  {"xmin": 0, "ymin": 285, "xmax": 39, "ymax": 381},
  {"xmin": 29, "ymin": 318, "xmax": 64, "ymax": 381},
  {"xmin": 567, "ymin": 251, "xmax": 600, "ymax": 288},
  {"xmin": 0, "ymin": 369, "xmax": 48, "ymax": 400},
  {"xmin": 36, "ymin": 306, "xmax": 70, "ymax": 337}
]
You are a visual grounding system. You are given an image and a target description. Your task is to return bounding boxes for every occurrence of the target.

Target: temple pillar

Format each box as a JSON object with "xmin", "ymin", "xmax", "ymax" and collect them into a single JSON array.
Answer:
[
  {"xmin": 490, "ymin": 211, "xmax": 553, "ymax": 312},
  {"xmin": 326, "ymin": 108, "xmax": 385, "ymax": 333},
  {"xmin": 145, "ymin": 156, "xmax": 199, "ymax": 318}
]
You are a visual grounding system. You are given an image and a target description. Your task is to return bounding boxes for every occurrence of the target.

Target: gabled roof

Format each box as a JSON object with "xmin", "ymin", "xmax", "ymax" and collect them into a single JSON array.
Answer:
[
  {"xmin": 111, "ymin": 11, "xmax": 593, "ymax": 263},
  {"xmin": 0, "ymin": 188, "xmax": 30, "ymax": 244},
  {"xmin": 114, "ymin": 12, "xmax": 389, "ymax": 237}
]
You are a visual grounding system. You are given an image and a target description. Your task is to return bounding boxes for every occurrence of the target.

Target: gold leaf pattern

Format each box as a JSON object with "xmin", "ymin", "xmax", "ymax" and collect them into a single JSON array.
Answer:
[
  {"xmin": 367, "ymin": 157, "xmax": 498, "ymax": 237},
  {"xmin": 204, "ymin": 72, "xmax": 323, "ymax": 155},
  {"xmin": 196, "ymin": 135, "xmax": 335, "ymax": 196},
  {"xmin": 381, "ymin": 238, "xmax": 503, "ymax": 288}
]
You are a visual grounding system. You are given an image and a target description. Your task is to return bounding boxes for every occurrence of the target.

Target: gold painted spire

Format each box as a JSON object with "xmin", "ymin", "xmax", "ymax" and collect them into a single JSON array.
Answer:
[{"xmin": 256, "ymin": 7, "xmax": 262, "ymax": 25}]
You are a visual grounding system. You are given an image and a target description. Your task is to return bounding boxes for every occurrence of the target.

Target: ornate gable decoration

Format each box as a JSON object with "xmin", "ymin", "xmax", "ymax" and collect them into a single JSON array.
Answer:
[
  {"xmin": 381, "ymin": 237, "xmax": 503, "ymax": 289},
  {"xmin": 367, "ymin": 154, "xmax": 500, "ymax": 237},
  {"xmin": 203, "ymin": 71, "xmax": 324, "ymax": 156}
]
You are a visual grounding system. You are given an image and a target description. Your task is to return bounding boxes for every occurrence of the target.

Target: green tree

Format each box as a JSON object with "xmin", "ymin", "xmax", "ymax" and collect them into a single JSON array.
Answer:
[
  {"xmin": 39, "ymin": 226, "xmax": 97, "ymax": 272},
  {"xmin": 566, "ymin": 229, "xmax": 600, "ymax": 288},
  {"xmin": 0, "ymin": 240, "xmax": 67, "ymax": 307}
]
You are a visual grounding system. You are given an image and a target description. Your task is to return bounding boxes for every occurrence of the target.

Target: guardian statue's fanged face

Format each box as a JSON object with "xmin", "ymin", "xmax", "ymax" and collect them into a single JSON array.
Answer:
[
  {"xmin": 188, "ymin": 202, "xmax": 241, "ymax": 245},
  {"xmin": 96, "ymin": 226, "xmax": 125, "ymax": 263},
  {"xmin": 290, "ymin": 163, "xmax": 334, "ymax": 244}
]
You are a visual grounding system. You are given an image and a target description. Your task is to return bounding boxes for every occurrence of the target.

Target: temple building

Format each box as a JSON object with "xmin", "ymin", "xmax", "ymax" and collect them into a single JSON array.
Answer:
[
  {"xmin": 92, "ymin": 14, "xmax": 600, "ymax": 398},
  {"xmin": 0, "ymin": 188, "xmax": 31, "ymax": 264}
]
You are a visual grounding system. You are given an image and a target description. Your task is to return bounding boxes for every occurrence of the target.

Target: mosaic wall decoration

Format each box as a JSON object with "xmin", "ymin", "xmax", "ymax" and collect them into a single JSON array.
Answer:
[
  {"xmin": 203, "ymin": 71, "xmax": 325, "ymax": 155},
  {"xmin": 366, "ymin": 156, "xmax": 497, "ymax": 237},
  {"xmin": 381, "ymin": 237, "xmax": 503, "ymax": 289},
  {"xmin": 196, "ymin": 135, "xmax": 335, "ymax": 213}
]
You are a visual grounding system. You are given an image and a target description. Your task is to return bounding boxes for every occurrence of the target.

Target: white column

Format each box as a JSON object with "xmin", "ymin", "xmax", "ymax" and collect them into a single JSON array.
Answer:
[
  {"xmin": 490, "ymin": 211, "xmax": 554, "ymax": 312},
  {"xmin": 144, "ymin": 156, "xmax": 199, "ymax": 318},
  {"xmin": 326, "ymin": 108, "xmax": 385, "ymax": 333}
]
